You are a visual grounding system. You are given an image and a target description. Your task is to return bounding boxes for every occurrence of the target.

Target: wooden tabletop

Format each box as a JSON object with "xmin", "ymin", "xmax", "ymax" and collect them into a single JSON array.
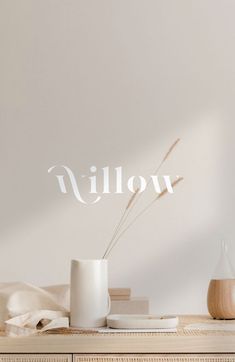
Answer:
[{"xmin": 0, "ymin": 315, "xmax": 235, "ymax": 354}]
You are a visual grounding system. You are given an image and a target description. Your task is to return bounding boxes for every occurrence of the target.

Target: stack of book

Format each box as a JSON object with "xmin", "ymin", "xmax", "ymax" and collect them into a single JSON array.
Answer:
[{"xmin": 109, "ymin": 288, "xmax": 149, "ymax": 315}]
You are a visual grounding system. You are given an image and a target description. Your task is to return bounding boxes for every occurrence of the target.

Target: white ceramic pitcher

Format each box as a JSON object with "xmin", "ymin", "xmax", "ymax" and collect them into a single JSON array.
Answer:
[{"xmin": 70, "ymin": 259, "xmax": 110, "ymax": 328}]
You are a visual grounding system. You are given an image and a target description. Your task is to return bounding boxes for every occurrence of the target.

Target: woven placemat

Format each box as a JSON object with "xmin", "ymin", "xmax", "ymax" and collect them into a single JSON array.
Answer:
[
  {"xmin": 2, "ymin": 316, "xmax": 235, "ymax": 337},
  {"xmin": 42, "ymin": 327, "xmax": 235, "ymax": 337},
  {"xmin": 42, "ymin": 316, "xmax": 235, "ymax": 337},
  {"xmin": 1, "ymin": 328, "xmax": 235, "ymax": 337}
]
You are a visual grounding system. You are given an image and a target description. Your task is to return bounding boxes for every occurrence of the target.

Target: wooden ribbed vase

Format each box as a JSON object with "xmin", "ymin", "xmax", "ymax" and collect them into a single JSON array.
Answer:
[{"xmin": 207, "ymin": 279, "xmax": 235, "ymax": 319}]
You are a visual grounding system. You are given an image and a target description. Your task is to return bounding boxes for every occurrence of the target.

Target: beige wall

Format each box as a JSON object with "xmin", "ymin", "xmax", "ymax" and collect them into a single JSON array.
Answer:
[{"xmin": 1, "ymin": 0, "xmax": 235, "ymax": 314}]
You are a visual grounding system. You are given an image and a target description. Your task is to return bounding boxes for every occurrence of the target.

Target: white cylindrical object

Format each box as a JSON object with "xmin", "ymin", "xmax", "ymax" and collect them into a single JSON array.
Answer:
[{"xmin": 70, "ymin": 259, "xmax": 109, "ymax": 328}]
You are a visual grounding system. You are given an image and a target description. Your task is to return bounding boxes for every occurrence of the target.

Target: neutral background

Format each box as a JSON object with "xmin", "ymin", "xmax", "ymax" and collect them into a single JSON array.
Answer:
[{"xmin": 1, "ymin": 0, "xmax": 235, "ymax": 314}]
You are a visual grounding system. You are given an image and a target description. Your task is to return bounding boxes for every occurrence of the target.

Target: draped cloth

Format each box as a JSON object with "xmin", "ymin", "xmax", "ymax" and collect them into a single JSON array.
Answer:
[{"xmin": 0, "ymin": 282, "xmax": 70, "ymax": 336}]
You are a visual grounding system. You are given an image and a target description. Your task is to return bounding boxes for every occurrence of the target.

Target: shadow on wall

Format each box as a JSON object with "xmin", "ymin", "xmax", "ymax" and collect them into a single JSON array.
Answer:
[
  {"xmin": 116, "ymin": 225, "xmax": 220, "ymax": 314},
  {"xmin": 1, "ymin": 0, "xmax": 233, "ymax": 238},
  {"xmin": 0, "ymin": 111, "xmax": 221, "ymax": 238},
  {"xmin": 0, "ymin": 116, "xmax": 185, "ymax": 237}
]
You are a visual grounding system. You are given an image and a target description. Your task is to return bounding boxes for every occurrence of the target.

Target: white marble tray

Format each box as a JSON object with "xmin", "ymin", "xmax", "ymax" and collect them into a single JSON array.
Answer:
[{"xmin": 107, "ymin": 314, "xmax": 178, "ymax": 329}]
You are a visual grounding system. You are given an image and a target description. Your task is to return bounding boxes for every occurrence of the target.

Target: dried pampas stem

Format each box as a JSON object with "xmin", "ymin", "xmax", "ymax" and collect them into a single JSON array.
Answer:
[
  {"xmin": 162, "ymin": 138, "xmax": 180, "ymax": 163},
  {"xmin": 102, "ymin": 188, "xmax": 139, "ymax": 258},
  {"xmin": 102, "ymin": 138, "xmax": 181, "ymax": 259},
  {"xmin": 156, "ymin": 177, "xmax": 183, "ymax": 200},
  {"xmin": 123, "ymin": 138, "xmax": 181, "ymax": 217},
  {"xmin": 105, "ymin": 177, "xmax": 184, "ymax": 258},
  {"xmin": 126, "ymin": 187, "xmax": 140, "ymax": 209}
]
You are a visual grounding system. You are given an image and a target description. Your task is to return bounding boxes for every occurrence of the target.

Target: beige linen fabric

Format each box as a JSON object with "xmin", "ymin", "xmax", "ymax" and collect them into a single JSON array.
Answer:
[{"xmin": 0, "ymin": 282, "xmax": 69, "ymax": 336}]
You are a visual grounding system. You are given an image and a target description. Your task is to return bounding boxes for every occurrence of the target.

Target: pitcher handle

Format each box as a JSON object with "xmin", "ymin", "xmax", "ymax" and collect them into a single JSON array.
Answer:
[{"xmin": 107, "ymin": 293, "xmax": 111, "ymax": 315}]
